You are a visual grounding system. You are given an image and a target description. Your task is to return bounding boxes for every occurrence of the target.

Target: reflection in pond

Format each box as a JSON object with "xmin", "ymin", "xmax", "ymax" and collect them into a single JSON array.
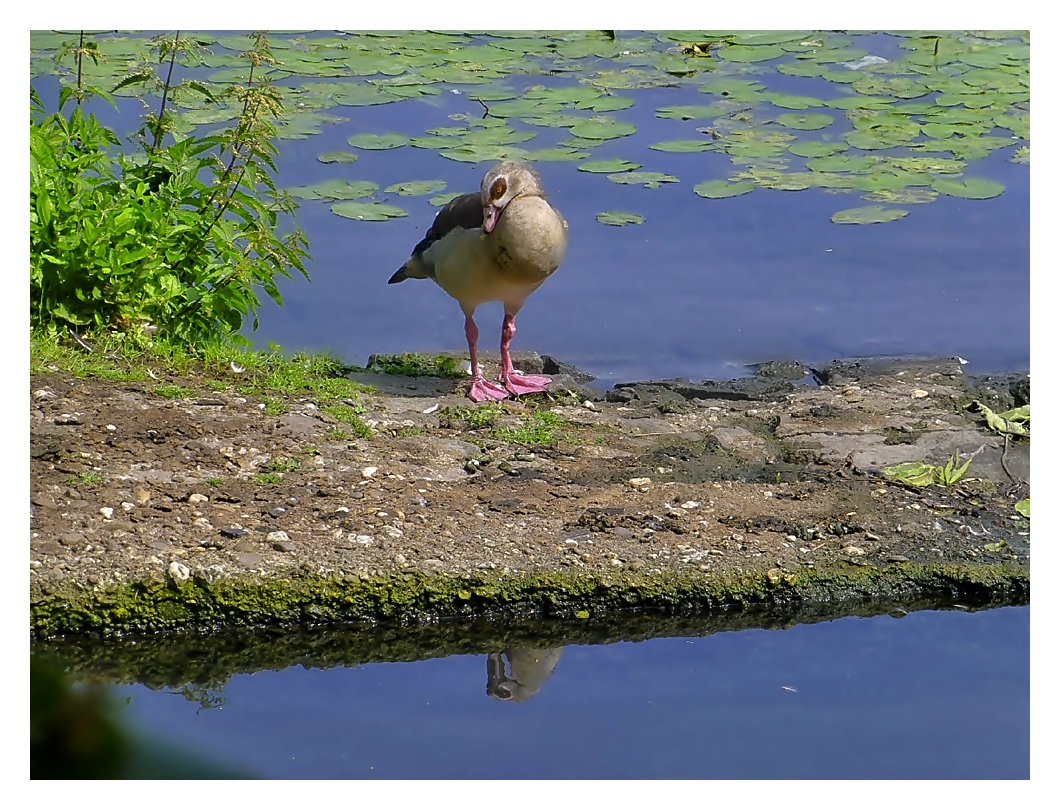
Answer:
[
  {"xmin": 31, "ymin": 596, "xmax": 1029, "ymax": 779},
  {"xmin": 487, "ymin": 648, "xmax": 563, "ymax": 703}
]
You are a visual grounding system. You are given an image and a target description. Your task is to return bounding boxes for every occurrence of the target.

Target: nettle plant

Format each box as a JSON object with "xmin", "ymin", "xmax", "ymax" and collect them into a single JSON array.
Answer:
[{"xmin": 29, "ymin": 31, "xmax": 310, "ymax": 346}]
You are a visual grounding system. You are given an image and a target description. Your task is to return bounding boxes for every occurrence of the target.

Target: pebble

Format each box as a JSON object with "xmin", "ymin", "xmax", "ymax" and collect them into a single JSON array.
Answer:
[
  {"xmin": 362, "ymin": 466, "xmax": 378, "ymax": 478},
  {"xmin": 382, "ymin": 525, "xmax": 404, "ymax": 539},
  {"xmin": 393, "ymin": 554, "xmax": 407, "ymax": 564},
  {"xmin": 188, "ymin": 493, "xmax": 209, "ymax": 504},
  {"xmin": 219, "ymin": 526, "xmax": 249, "ymax": 538},
  {"xmin": 842, "ymin": 546, "xmax": 866, "ymax": 556},
  {"xmin": 99, "ymin": 507, "xmax": 114, "ymax": 519},
  {"xmin": 134, "ymin": 489, "xmax": 151, "ymax": 505},
  {"xmin": 628, "ymin": 477, "xmax": 651, "ymax": 489},
  {"xmin": 121, "ymin": 501, "xmax": 135, "ymax": 512},
  {"xmin": 910, "ymin": 389, "xmax": 929, "ymax": 399},
  {"xmin": 680, "ymin": 501, "xmax": 699, "ymax": 510},
  {"xmin": 267, "ymin": 530, "xmax": 291, "ymax": 544},
  {"xmin": 167, "ymin": 561, "xmax": 190, "ymax": 584}
]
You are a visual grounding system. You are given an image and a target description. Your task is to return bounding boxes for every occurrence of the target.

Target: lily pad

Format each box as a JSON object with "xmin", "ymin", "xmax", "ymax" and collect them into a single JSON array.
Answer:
[
  {"xmin": 429, "ymin": 193, "xmax": 463, "ymax": 207},
  {"xmin": 718, "ymin": 44, "xmax": 786, "ymax": 62},
  {"xmin": 931, "ymin": 177, "xmax": 1005, "ymax": 199},
  {"xmin": 522, "ymin": 147, "xmax": 592, "ymax": 162},
  {"xmin": 655, "ymin": 104, "xmax": 730, "ymax": 120},
  {"xmin": 569, "ymin": 120, "xmax": 638, "ymax": 140},
  {"xmin": 287, "ymin": 179, "xmax": 379, "ymax": 200},
  {"xmin": 649, "ymin": 140, "xmax": 716, "ymax": 153},
  {"xmin": 694, "ymin": 179, "xmax": 755, "ymax": 198},
  {"xmin": 576, "ymin": 95, "xmax": 635, "ymax": 112},
  {"xmin": 316, "ymin": 151, "xmax": 359, "ymax": 164},
  {"xmin": 607, "ymin": 171, "xmax": 679, "ymax": 188},
  {"xmin": 788, "ymin": 141, "xmax": 849, "ymax": 158},
  {"xmin": 578, "ymin": 159, "xmax": 642, "ymax": 173},
  {"xmin": 347, "ymin": 133, "xmax": 410, "ymax": 150},
  {"xmin": 831, "ymin": 205, "xmax": 910, "ymax": 225},
  {"xmin": 331, "ymin": 202, "xmax": 408, "ymax": 221},
  {"xmin": 597, "ymin": 211, "xmax": 645, "ymax": 226},
  {"xmin": 776, "ymin": 112, "xmax": 834, "ymax": 130},
  {"xmin": 384, "ymin": 180, "xmax": 448, "ymax": 197}
]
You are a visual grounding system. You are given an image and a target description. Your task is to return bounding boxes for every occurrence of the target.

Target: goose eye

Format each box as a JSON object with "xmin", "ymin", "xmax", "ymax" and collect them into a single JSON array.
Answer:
[{"xmin": 490, "ymin": 178, "xmax": 507, "ymax": 201}]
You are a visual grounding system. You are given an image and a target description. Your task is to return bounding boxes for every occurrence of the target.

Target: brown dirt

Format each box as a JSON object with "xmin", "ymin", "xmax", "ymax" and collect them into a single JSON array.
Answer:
[{"xmin": 29, "ymin": 353, "xmax": 1030, "ymax": 637}]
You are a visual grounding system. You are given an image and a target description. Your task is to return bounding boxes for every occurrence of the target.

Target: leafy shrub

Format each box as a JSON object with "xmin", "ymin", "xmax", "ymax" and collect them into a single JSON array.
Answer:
[{"xmin": 29, "ymin": 31, "xmax": 310, "ymax": 347}]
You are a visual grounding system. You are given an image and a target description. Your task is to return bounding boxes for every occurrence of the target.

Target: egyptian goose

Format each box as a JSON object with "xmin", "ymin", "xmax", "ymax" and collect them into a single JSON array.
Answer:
[{"xmin": 389, "ymin": 161, "xmax": 568, "ymax": 401}]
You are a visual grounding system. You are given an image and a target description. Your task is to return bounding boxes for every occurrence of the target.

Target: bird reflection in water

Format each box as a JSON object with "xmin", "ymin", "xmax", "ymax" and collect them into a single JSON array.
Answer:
[{"xmin": 486, "ymin": 648, "xmax": 563, "ymax": 703}]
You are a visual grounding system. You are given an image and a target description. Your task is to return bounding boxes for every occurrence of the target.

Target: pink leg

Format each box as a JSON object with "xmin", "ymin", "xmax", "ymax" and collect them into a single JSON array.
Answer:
[
  {"xmin": 464, "ymin": 315, "xmax": 508, "ymax": 402},
  {"xmin": 499, "ymin": 313, "xmax": 552, "ymax": 396}
]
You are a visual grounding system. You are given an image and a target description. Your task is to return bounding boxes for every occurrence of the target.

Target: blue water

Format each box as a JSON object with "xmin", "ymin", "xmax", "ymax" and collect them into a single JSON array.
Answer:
[
  {"xmin": 112, "ymin": 606, "xmax": 1029, "ymax": 779},
  {"xmin": 30, "ymin": 31, "xmax": 1030, "ymax": 384}
]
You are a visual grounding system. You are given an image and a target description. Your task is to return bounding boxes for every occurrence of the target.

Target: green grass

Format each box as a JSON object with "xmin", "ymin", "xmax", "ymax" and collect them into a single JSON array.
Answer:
[
  {"xmin": 495, "ymin": 410, "xmax": 567, "ymax": 445},
  {"xmin": 30, "ymin": 329, "xmax": 381, "ymax": 427},
  {"xmin": 368, "ymin": 352, "xmax": 465, "ymax": 378},
  {"xmin": 203, "ymin": 476, "xmax": 224, "ymax": 487},
  {"xmin": 154, "ymin": 384, "xmax": 191, "ymax": 399},
  {"xmin": 265, "ymin": 457, "xmax": 300, "ymax": 473},
  {"xmin": 396, "ymin": 426, "xmax": 423, "ymax": 437},
  {"xmin": 322, "ymin": 404, "xmax": 373, "ymax": 438},
  {"xmin": 251, "ymin": 472, "xmax": 282, "ymax": 485},
  {"xmin": 64, "ymin": 470, "xmax": 101, "ymax": 486}
]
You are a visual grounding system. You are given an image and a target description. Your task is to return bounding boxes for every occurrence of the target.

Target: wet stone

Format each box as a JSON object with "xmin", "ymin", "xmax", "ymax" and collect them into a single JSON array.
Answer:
[{"xmin": 220, "ymin": 526, "xmax": 249, "ymax": 538}]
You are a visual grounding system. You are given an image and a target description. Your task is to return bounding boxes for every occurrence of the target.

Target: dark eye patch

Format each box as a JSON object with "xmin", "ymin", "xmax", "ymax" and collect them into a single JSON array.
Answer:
[{"xmin": 490, "ymin": 178, "xmax": 507, "ymax": 201}]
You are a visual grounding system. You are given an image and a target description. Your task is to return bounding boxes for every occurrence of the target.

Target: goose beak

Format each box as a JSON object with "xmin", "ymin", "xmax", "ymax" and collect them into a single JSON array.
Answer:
[{"xmin": 483, "ymin": 203, "xmax": 500, "ymax": 234}]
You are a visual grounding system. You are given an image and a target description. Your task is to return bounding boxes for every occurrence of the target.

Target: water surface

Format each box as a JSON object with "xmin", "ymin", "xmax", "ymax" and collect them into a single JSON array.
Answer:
[{"xmin": 108, "ymin": 605, "xmax": 1029, "ymax": 779}]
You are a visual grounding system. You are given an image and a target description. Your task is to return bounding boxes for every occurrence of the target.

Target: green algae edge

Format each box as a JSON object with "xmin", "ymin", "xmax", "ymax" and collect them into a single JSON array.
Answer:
[{"xmin": 30, "ymin": 560, "xmax": 1028, "ymax": 639}]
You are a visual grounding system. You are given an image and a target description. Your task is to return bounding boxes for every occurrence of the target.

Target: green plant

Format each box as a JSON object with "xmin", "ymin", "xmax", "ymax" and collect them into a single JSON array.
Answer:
[
  {"xmin": 321, "ymin": 404, "xmax": 373, "ymax": 438},
  {"xmin": 496, "ymin": 410, "xmax": 567, "ymax": 445},
  {"xmin": 30, "ymin": 31, "xmax": 309, "ymax": 346},
  {"xmin": 265, "ymin": 456, "xmax": 299, "ymax": 473},
  {"xmin": 368, "ymin": 352, "xmax": 465, "ymax": 378},
  {"xmin": 395, "ymin": 426, "xmax": 423, "ymax": 437},
  {"xmin": 251, "ymin": 472, "xmax": 281, "ymax": 485},
  {"xmin": 203, "ymin": 476, "xmax": 224, "ymax": 487},
  {"xmin": 154, "ymin": 384, "xmax": 191, "ymax": 399},
  {"xmin": 884, "ymin": 450, "xmax": 973, "ymax": 488}
]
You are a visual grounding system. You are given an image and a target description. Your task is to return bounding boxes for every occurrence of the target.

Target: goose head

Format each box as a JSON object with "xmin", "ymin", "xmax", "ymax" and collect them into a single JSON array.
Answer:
[{"xmin": 480, "ymin": 161, "xmax": 543, "ymax": 234}]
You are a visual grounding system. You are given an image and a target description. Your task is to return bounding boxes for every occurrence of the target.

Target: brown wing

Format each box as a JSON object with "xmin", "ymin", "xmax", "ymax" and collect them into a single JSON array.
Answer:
[
  {"xmin": 389, "ymin": 192, "xmax": 484, "ymax": 285},
  {"xmin": 411, "ymin": 192, "xmax": 482, "ymax": 257}
]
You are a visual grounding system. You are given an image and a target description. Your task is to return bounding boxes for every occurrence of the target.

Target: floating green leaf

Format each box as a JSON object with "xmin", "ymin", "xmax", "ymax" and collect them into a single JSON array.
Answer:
[
  {"xmin": 831, "ymin": 205, "xmax": 910, "ymax": 225},
  {"xmin": 649, "ymin": 140, "xmax": 716, "ymax": 153},
  {"xmin": 862, "ymin": 188, "xmax": 939, "ymax": 204},
  {"xmin": 762, "ymin": 92, "xmax": 825, "ymax": 110},
  {"xmin": 1014, "ymin": 499, "xmax": 1029, "ymax": 518},
  {"xmin": 522, "ymin": 147, "xmax": 591, "ymax": 162},
  {"xmin": 429, "ymin": 193, "xmax": 463, "ymax": 207},
  {"xmin": 806, "ymin": 154, "xmax": 879, "ymax": 173},
  {"xmin": 287, "ymin": 179, "xmax": 379, "ymax": 200},
  {"xmin": 694, "ymin": 179, "xmax": 755, "ymax": 198},
  {"xmin": 931, "ymin": 177, "xmax": 1005, "ymax": 199},
  {"xmin": 597, "ymin": 211, "xmax": 645, "ymax": 226},
  {"xmin": 384, "ymin": 180, "xmax": 448, "ymax": 197},
  {"xmin": 788, "ymin": 140, "xmax": 848, "ymax": 158},
  {"xmin": 655, "ymin": 104, "xmax": 730, "ymax": 120},
  {"xmin": 576, "ymin": 95, "xmax": 635, "ymax": 112},
  {"xmin": 578, "ymin": 159, "xmax": 642, "ymax": 173},
  {"xmin": 347, "ymin": 133, "xmax": 410, "ymax": 150},
  {"xmin": 331, "ymin": 202, "xmax": 408, "ymax": 221},
  {"xmin": 776, "ymin": 112, "xmax": 834, "ymax": 130},
  {"xmin": 718, "ymin": 44, "xmax": 786, "ymax": 62},
  {"xmin": 569, "ymin": 120, "xmax": 638, "ymax": 140},
  {"xmin": 607, "ymin": 171, "xmax": 679, "ymax": 188},
  {"xmin": 316, "ymin": 151, "xmax": 359, "ymax": 164}
]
